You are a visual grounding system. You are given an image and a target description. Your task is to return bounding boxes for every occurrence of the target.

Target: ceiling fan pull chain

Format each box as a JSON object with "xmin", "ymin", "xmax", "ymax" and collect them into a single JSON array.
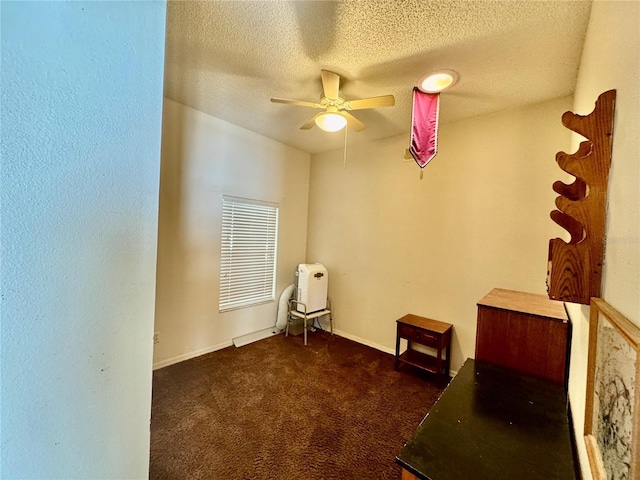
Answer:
[{"xmin": 343, "ymin": 126, "xmax": 348, "ymax": 169}]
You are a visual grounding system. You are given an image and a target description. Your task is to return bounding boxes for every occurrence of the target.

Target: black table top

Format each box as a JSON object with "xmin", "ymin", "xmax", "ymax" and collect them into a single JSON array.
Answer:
[{"xmin": 396, "ymin": 358, "xmax": 576, "ymax": 480}]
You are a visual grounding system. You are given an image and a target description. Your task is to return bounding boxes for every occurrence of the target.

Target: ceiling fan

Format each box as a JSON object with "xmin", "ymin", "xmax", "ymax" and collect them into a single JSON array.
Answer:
[{"xmin": 270, "ymin": 70, "xmax": 395, "ymax": 133}]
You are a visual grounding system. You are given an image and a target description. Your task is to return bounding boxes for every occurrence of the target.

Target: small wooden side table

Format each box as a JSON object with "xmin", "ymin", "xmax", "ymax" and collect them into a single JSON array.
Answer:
[{"xmin": 395, "ymin": 314, "xmax": 452, "ymax": 377}]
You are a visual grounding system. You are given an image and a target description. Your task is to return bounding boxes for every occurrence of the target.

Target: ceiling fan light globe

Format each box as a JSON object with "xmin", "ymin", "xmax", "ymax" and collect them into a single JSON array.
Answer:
[{"xmin": 315, "ymin": 112, "xmax": 347, "ymax": 132}]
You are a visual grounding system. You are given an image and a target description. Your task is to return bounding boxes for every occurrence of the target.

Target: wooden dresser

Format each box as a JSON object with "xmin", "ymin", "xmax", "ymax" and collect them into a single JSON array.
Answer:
[{"xmin": 475, "ymin": 288, "xmax": 570, "ymax": 386}]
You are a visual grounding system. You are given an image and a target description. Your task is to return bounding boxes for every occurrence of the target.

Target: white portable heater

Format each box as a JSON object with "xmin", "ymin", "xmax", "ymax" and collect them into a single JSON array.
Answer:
[{"xmin": 295, "ymin": 263, "xmax": 328, "ymax": 313}]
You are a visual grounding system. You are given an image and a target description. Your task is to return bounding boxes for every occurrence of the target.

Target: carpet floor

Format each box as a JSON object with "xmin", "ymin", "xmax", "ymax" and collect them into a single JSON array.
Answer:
[{"xmin": 150, "ymin": 331, "xmax": 447, "ymax": 480}]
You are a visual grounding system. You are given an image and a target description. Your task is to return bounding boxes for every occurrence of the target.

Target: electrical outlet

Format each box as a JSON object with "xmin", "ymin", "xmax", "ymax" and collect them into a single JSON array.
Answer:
[{"xmin": 153, "ymin": 332, "xmax": 160, "ymax": 344}]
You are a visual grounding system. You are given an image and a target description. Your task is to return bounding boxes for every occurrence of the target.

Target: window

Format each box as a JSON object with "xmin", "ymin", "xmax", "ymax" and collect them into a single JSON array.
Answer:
[{"xmin": 219, "ymin": 196, "xmax": 279, "ymax": 312}]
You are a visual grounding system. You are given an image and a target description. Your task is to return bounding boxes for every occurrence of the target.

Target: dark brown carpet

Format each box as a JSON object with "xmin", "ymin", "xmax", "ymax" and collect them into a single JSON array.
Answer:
[{"xmin": 150, "ymin": 331, "xmax": 447, "ymax": 480}]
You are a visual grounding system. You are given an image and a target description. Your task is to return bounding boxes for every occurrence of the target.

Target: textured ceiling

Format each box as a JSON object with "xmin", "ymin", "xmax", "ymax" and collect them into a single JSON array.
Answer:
[{"xmin": 164, "ymin": 0, "xmax": 592, "ymax": 154}]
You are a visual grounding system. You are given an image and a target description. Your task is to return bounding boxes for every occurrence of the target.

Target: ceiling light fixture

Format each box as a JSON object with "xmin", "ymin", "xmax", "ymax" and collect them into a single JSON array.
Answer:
[
  {"xmin": 418, "ymin": 70, "xmax": 459, "ymax": 93},
  {"xmin": 315, "ymin": 108, "xmax": 347, "ymax": 132}
]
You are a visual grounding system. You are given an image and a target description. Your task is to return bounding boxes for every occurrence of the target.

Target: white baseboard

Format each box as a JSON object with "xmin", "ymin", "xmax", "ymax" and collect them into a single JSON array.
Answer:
[
  {"xmin": 153, "ymin": 340, "xmax": 233, "ymax": 370},
  {"xmin": 333, "ymin": 329, "xmax": 396, "ymax": 356}
]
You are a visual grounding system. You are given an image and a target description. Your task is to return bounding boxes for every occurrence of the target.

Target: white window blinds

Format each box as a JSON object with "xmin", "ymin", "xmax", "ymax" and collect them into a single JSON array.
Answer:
[{"xmin": 219, "ymin": 196, "xmax": 279, "ymax": 312}]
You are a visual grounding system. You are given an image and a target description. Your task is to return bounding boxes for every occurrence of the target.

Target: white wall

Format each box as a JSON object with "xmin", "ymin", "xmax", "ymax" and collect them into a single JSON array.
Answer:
[
  {"xmin": 1, "ymin": 2, "xmax": 166, "ymax": 478},
  {"xmin": 306, "ymin": 97, "xmax": 573, "ymax": 370},
  {"xmin": 153, "ymin": 99, "xmax": 311, "ymax": 368},
  {"xmin": 566, "ymin": 1, "xmax": 640, "ymax": 478}
]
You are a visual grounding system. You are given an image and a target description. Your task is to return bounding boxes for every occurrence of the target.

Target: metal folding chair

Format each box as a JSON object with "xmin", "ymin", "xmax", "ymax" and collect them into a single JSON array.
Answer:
[{"xmin": 286, "ymin": 298, "xmax": 333, "ymax": 345}]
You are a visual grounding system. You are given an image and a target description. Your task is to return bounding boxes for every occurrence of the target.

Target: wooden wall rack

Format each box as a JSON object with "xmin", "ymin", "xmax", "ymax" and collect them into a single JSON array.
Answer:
[{"xmin": 547, "ymin": 89, "xmax": 616, "ymax": 305}]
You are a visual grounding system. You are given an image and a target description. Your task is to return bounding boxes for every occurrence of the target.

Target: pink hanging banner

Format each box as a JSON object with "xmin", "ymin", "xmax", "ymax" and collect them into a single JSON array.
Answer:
[{"xmin": 409, "ymin": 88, "xmax": 440, "ymax": 171}]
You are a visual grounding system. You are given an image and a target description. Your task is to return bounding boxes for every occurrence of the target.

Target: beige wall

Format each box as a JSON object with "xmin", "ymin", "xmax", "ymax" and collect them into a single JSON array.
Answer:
[
  {"xmin": 306, "ymin": 96, "xmax": 573, "ymax": 370},
  {"xmin": 153, "ymin": 99, "xmax": 311, "ymax": 368},
  {"xmin": 566, "ymin": 1, "xmax": 640, "ymax": 478}
]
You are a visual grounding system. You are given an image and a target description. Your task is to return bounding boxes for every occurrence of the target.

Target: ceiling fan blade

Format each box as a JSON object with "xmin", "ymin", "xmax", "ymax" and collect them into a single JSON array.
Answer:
[
  {"xmin": 344, "ymin": 95, "xmax": 395, "ymax": 110},
  {"xmin": 300, "ymin": 113, "xmax": 322, "ymax": 130},
  {"xmin": 341, "ymin": 111, "xmax": 366, "ymax": 132},
  {"xmin": 271, "ymin": 98, "xmax": 321, "ymax": 109},
  {"xmin": 321, "ymin": 70, "xmax": 340, "ymax": 100}
]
